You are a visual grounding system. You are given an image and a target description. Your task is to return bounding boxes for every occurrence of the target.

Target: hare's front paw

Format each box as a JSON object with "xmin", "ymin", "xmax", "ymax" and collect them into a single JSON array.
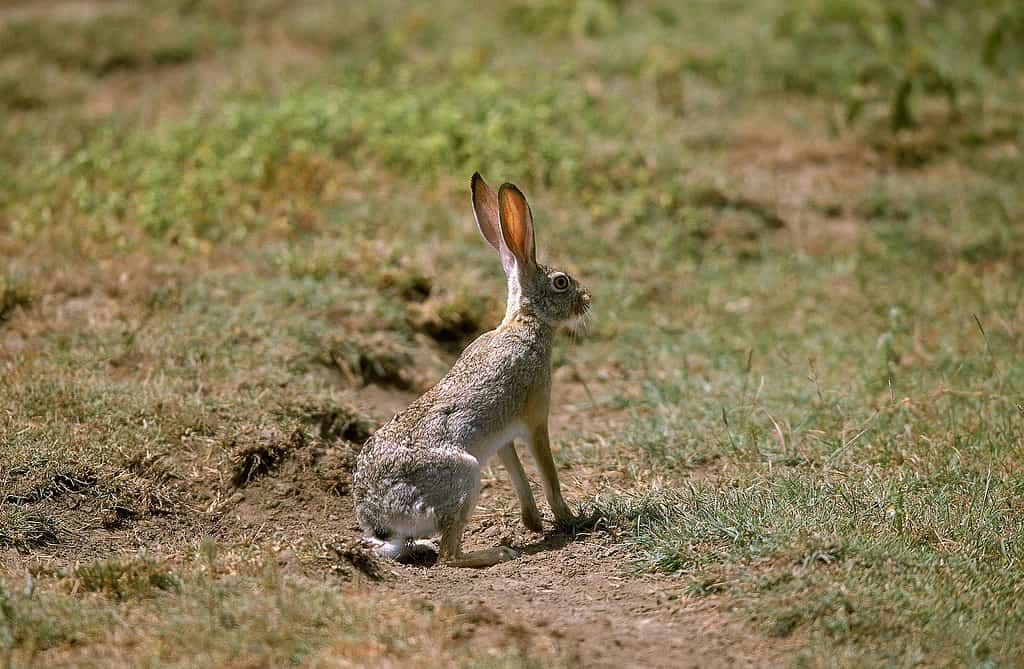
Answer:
[
  {"xmin": 553, "ymin": 506, "xmax": 602, "ymax": 533},
  {"xmin": 521, "ymin": 509, "xmax": 545, "ymax": 533}
]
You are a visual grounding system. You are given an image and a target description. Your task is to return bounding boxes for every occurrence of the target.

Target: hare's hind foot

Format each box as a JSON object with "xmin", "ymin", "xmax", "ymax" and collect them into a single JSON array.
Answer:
[{"xmin": 442, "ymin": 545, "xmax": 517, "ymax": 569}]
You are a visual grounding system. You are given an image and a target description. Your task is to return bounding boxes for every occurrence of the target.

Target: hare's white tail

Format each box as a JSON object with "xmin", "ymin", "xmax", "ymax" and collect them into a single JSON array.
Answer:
[
  {"xmin": 364, "ymin": 533, "xmax": 441, "ymax": 563},
  {"xmin": 363, "ymin": 511, "xmax": 439, "ymax": 560},
  {"xmin": 364, "ymin": 534, "xmax": 408, "ymax": 560}
]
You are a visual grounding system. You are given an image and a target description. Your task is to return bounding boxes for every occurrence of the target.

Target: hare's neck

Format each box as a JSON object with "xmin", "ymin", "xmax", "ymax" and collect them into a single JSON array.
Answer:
[
  {"xmin": 501, "ymin": 277, "xmax": 523, "ymax": 325},
  {"xmin": 497, "ymin": 309, "xmax": 554, "ymax": 350},
  {"xmin": 499, "ymin": 277, "xmax": 554, "ymax": 343}
]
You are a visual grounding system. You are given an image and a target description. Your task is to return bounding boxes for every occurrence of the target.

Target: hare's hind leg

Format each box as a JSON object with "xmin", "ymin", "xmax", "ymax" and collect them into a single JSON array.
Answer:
[
  {"xmin": 498, "ymin": 443, "xmax": 544, "ymax": 532},
  {"xmin": 437, "ymin": 457, "xmax": 517, "ymax": 568}
]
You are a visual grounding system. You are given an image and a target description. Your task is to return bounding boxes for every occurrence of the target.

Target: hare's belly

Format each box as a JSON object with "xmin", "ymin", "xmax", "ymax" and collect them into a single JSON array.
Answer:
[
  {"xmin": 385, "ymin": 509, "xmax": 438, "ymax": 539},
  {"xmin": 466, "ymin": 420, "xmax": 528, "ymax": 463}
]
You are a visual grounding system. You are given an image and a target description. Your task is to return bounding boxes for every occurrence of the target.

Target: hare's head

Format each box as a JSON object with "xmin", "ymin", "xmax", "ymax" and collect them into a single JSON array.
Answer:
[{"xmin": 471, "ymin": 173, "xmax": 591, "ymax": 328}]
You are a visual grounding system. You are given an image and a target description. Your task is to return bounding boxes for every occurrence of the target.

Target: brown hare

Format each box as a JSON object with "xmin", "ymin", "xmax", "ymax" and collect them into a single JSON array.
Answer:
[{"xmin": 352, "ymin": 173, "xmax": 590, "ymax": 568}]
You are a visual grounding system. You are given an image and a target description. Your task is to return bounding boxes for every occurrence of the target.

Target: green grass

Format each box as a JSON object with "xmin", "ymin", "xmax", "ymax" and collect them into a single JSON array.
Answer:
[
  {"xmin": 585, "ymin": 243, "xmax": 1024, "ymax": 665},
  {"xmin": 2, "ymin": 0, "xmax": 1023, "ymax": 666},
  {"xmin": 598, "ymin": 468, "xmax": 1024, "ymax": 665},
  {"xmin": 1, "ymin": 76, "xmax": 600, "ymax": 248},
  {"xmin": 769, "ymin": 0, "xmax": 1024, "ymax": 130}
]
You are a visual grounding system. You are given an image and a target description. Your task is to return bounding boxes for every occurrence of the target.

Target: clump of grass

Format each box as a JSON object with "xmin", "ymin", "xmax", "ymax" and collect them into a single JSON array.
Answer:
[
  {"xmin": 0, "ymin": 274, "xmax": 31, "ymax": 324},
  {"xmin": 375, "ymin": 265, "xmax": 433, "ymax": 303},
  {"xmin": 328, "ymin": 539, "xmax": 389, "ymax": 581},
  {"xmin": 0, "ymin": 512, "xmax": 60, "ymax": 553},
  {"xmin": 284, "ymin": 402, "xmax": 376, "ymax": 443},
  {"xmin": 280, "ymin": 239, "xmax": 435, "ymax": 305},
  {"xmin": 505, "ymin": 0, "xmax": 626, "ymax": 39},
  {"xmin": 0, "ymin": 378, "xmax": 183, "ymax": 524},
  {"xmin": 73, "ymin": 559, "xmax": 181, "ymax": 601},
  {"xmin": 0, "ymin": 577, "xmax": 116, "ymax": 657},
  {"xmin": 316, "ymin": 408, "xmax": 375, "ymax": 444},
  {"xmin": 770, "ymin": 0, "xmax": 1024, "ymax": 144},
  {"xmin": 0, "ymin": 57, "xmax": 83, "ymax": 111},
  {"xmin": 4, "ymin": 76, "xmax": 598, "ymax": 248},
  {"xmin": 1, "ymin": 560, "xmax": 566, "ymax": 667},
  {"xmin": 3, "ymin": 472, "xmax": 96, "ymax": 506}
]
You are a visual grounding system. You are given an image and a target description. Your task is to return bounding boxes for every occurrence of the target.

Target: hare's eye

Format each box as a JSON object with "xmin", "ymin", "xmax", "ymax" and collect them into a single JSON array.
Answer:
[{"xmin": 552, "ymin": 274, "xmax": 570, "ymax": 291}]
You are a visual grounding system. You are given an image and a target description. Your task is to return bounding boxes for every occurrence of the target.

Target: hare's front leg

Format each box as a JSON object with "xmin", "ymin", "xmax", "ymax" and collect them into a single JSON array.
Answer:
[
  {"xmin": 526, "ymin": 423, "xmax": 575, "ymax": 524},
  {"xmin": 437, "ymin": 459, "xmax": 518, "ymax": 569},
  {"xmin": 498, "ymin": 442, "xmax": 544, "ymax": 532}
]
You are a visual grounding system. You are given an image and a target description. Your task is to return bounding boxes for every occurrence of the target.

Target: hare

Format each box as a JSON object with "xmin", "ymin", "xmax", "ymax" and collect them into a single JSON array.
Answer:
[{"xmin": 352, "ymin": 173, "xmax": 591, "ymax": 568}]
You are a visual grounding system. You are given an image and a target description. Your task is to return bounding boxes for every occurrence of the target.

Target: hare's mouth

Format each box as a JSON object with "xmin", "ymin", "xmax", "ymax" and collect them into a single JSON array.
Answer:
[{"xmin": 568, "ymin": 304, "xmax": 592, "ymax": 338}]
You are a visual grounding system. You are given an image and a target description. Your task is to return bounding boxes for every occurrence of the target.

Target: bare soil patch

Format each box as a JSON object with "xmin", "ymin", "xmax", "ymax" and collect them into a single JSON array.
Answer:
[{"xmin": 727, "ymin": 116, "xmax": 881, "ymax": 253}]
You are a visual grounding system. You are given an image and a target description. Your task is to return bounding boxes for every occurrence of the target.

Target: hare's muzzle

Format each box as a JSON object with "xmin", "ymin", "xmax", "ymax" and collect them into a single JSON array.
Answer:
[{"xmin": 577, "ymin": 288, "xmax": 592, "ymax": 315}]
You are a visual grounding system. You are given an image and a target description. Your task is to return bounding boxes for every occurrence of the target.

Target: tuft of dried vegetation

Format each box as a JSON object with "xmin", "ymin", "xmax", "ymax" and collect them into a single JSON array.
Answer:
[
  {"xmin": 2, "ymin": 473, "xmax": 96, "ymax": 506},
  {"xmin": 295, "ymin": 403, "xmax": 376, "ymax": 443},
  {"xmin": 0, "ymin": 513, "xmax": 60, "ymax": 553},
  {"xmin": 328, "ymin": 539, "xmax": 390, "ymax": 581}
]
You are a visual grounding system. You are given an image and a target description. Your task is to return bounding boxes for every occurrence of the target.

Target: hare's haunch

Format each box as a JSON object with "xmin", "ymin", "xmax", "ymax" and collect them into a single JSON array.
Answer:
[{"xmin": 352, "ymin": 174, "xmax": 591, "ymax": 568}]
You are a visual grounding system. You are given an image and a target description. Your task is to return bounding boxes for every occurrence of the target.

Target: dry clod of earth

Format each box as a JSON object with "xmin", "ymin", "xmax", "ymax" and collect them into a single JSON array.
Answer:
[
  {"xmin": 405, "ymin": 291, "xmax": 490, "ymax": 352},
  {"xmin": 229, "ymin": 424, "xmax": 307, "ymax": 488},
  {"xmin": 329, "ymin": 539, "xmax": 391, "ymax": 582},
  {"xmin": 318, "ymin": 332, "xmax": 420, "ymax": 390}
]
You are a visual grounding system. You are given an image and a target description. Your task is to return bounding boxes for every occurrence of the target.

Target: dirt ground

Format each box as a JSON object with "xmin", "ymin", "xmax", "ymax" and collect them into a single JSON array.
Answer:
[{"xmin": 387, "ymin": 501, "xmax": 787, "ymax": 669}]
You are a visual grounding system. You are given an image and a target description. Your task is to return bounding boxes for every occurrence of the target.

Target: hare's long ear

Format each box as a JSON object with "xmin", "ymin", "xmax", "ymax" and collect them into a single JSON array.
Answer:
[
  {"xmin": 497, "ymin": 183, "xmax": 536, "ymax": 271},
  {"xmin": 471, "ymin": 173, "xmax": 515, "ymax": 274}
]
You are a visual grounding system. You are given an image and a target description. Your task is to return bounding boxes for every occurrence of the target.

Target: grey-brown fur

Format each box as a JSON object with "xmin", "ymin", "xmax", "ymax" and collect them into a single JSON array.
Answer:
[{"xmin": 352, "ymin": 174, "xmax": 590, "ymax": 568}]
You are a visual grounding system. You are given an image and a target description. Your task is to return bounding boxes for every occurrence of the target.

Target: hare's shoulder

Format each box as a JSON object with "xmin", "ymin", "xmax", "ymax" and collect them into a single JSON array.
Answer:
[
  {"xmin": 452, "ymin": 326, "xmax": 546, "ymax": 370},
  {"xmin": 365, "ymin": 325, "xmax": 546, "ymax": 447}
]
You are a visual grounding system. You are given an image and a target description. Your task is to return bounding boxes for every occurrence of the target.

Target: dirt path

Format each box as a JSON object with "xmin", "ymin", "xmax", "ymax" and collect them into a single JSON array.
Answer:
[{"xmin": 385, "ymin": 516, "xmax": 783, "ymax": 668}]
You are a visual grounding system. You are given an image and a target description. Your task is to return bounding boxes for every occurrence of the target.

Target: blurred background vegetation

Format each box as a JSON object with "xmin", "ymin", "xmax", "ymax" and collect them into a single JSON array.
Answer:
[{"xmin": 1, "ymin": 1, "xmax": 1022, "ymax": 667}]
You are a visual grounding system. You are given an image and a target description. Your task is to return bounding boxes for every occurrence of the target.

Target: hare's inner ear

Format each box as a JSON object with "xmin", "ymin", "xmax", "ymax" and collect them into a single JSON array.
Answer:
[
  {"xmin": 471, "ymin": 173, "xmax": 516, "ymax": 274},
  {"xmin": 497, "ymin": 183, "xmax": 536, "ymax": 270}
]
